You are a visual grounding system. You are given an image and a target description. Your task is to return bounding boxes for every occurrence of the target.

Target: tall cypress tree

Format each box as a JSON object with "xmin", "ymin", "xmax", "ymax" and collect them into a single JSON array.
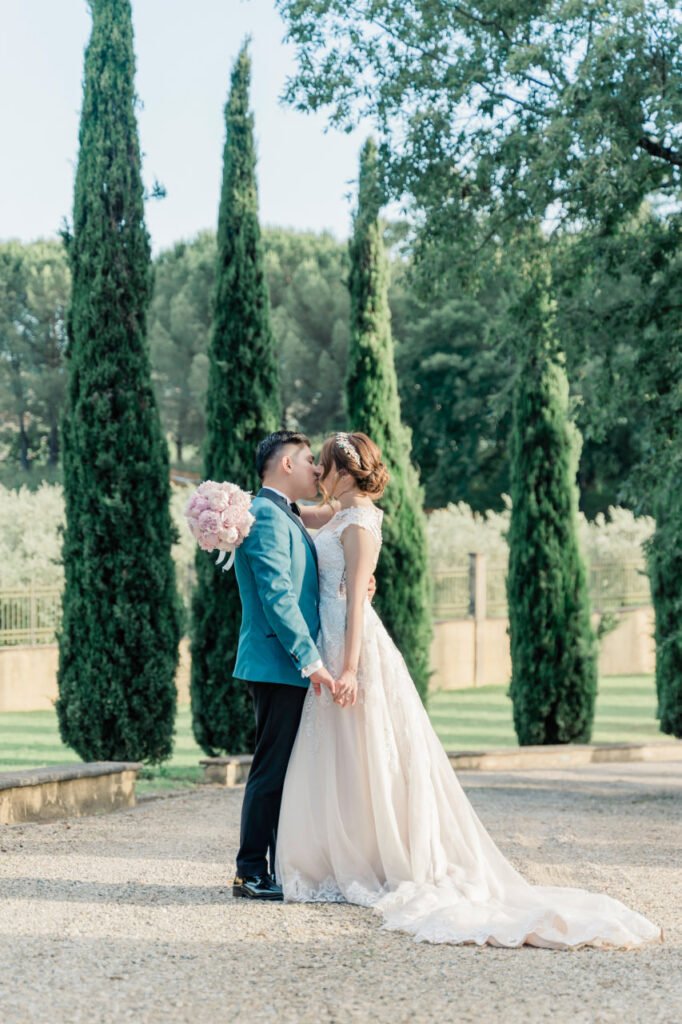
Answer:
[
  {"xmin": 347, "ymin": 138, "xmax": 431, "ymax": 701},
  {"xmin": 56, "ymin": 0, "xmax": 181, "ymax": 763},
  {"xmin": 648, "ymin": 464, "xmax": 682, "ymax": 738},
  {"xmin": 190, "ymin": 42, "xmax": 281, "ymax": 755},
  {"xmin": 506, "ymin": 239, "xmax": 597, "ymax": 746}
]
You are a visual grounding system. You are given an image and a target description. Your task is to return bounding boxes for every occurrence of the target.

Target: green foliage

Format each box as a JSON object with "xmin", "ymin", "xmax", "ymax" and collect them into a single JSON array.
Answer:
[
  {"xmin": 2, "ymin": 228, "xmax": 655, "ymax": 522},
  {"xmin": 56, "ymin": 0, "xmax": 181, "ymax": 764},
  {"xmin": 392, "ymin": 262, "xmax": 514, "ymax": 511},
  {"xmin": 0, "ymin": 483, "xmax": 66, "ymax": 587},
  {"xmin": 146, "ymin": 228, "xmax": 351, "ymax": 459},
  {"xmin": 506, "ymin": 241, "xmax": 597, "ymax": 745},
  {"xmin": 148, "ymin": 232, "xmax": 215, "ymax": 464},
  {"xmin": 0, "ymin": 240, "xmax": 70, "ymax": 470},
  {"xmin": 551, "ymin": 213, "xmax": 680, "ymax": 514},
  {"xmin": 426, "ymin": 500, "xmax": 653, "ymax": 572},
  {"xmin": 648, "ymin": 465, "xmax": 682, "ymax": 738},
  {"xmin": 347, "ymin": 139, "xmax": 431, "ymax": 701},
  {"xmin": 190, "ymin": 42, "xmax": 281, "ymax": 756},
  {"xmin": 278, "ymin": 0, "xmax": 682, "ymax": 737},
  {"xmin": 0, "ymin": 481, "xmax": 197, "ymax": 632},
  {"xmin": 278, "ymin": 0, "xmax": 682, "ymax": 268},
  {"xmin": 553, "ymin": 213, "xmax": 682, "ymax": 735},
  {"xmin": 266, "ymin": 228, "xmax": 350, "ymax": 435}
]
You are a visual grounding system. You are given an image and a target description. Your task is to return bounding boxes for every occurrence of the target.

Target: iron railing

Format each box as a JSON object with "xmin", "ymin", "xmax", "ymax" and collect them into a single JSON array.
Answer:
[
  {"xmin": 0, "ymin": 586, "xmax": 63, "ymax": 646},
  {"xmin": 430, "ymin": 558, "xmax": 650, "ymax": 621},
  {"xmin": 0, "ymin": 558, "xmax": 652, "ymax": 645}
]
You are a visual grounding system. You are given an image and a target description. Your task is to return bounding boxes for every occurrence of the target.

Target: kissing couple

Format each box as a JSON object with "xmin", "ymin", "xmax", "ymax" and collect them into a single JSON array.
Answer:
[{"xmin": 231, "ymin": 429, "xmax": 660, "ymax": 950}]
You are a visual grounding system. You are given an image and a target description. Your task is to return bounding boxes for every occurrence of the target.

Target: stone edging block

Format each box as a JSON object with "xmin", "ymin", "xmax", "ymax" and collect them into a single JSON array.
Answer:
[
  {"xmin": 0, "ymin": 762, "xmax": 142, "ymax": 825},
  {"xmin": 447, "ymin": 741, "xmax": 682, "ymax": 772},
  {"xmin": 200, "ymin": 741, "xmax": 682, "ymax": 786}
]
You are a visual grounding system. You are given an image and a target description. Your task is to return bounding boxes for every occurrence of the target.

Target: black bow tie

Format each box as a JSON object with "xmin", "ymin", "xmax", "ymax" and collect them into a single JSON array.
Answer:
[{"xmin": 290, "ymin": 501, "xmax": 302, "ymax": 518}]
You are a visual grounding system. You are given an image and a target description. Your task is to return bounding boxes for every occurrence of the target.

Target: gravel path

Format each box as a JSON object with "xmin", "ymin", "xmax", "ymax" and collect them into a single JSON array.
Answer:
[{"xmin": 0, "ymin": 761, "xmax": 679, "ymax": 1024}]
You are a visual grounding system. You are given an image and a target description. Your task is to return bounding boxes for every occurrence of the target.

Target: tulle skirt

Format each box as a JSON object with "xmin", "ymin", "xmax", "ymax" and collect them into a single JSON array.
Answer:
[{"xmin": 276, "ymin": 599, "xmax": 662, "ymax": 950}]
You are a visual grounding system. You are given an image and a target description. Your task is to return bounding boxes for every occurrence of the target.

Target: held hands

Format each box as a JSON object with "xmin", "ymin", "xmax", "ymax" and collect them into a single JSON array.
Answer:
[
  {"xmin": 309, "ymin": 666, "xmax": 336, "ymax": 698},
  {"xmin": 334, "ymin": 668, "xmax": 358, "ymax": 708},
  {"xmin": 309, "ymin": 665, "xmax": 357, "ymax": 707}
]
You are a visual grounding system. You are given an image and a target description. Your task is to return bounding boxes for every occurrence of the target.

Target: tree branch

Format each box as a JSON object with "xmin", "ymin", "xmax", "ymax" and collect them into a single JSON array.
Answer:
[{"xmin": 637, "ymin": 136, "xmax": 682, "ymax": 167}]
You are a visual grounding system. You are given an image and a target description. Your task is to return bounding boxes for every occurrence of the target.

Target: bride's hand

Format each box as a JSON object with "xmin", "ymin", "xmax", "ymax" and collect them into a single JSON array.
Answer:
[{"xmin": 334, "ymin": 669, "xmax": 358, "ymax": 708}]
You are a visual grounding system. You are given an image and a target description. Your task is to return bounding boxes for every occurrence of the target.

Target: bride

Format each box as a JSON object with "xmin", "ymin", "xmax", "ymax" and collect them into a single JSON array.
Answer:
[{"xmin": 276, "ymin": 430, "xmax": 662, "ymax": 950}]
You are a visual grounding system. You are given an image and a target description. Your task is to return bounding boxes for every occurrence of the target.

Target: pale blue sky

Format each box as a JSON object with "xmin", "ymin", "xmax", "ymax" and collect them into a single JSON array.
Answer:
[{"xmin": 0, "ymin": 0, "xmax": 369, "ymax": 253}]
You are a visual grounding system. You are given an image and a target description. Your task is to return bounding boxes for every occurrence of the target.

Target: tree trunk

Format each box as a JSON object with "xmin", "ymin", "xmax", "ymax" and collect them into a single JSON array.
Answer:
[
  {"xmin": 48, "ymin": 410, "xmax": 60, "ymax": 466},
  {"xmin": 17, "ymin": 410, "xmax": 31, "ymax": 471}
]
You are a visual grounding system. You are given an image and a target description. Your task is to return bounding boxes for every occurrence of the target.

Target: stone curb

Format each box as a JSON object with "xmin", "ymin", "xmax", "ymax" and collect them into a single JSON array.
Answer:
[
  {"xmin": 446, "ymin": 740, "xmax": 682, "ymax": 771},
  {"xmin": 0, "ymin": 761, "xmax": 142, "ymax": 824},
  {"xmin": 200, "ymin": 740, "xmax": 682, "ymax": 785},
  {"xmin": 0, "ymin": 761, "xmax": 142, "ymax": 791}
]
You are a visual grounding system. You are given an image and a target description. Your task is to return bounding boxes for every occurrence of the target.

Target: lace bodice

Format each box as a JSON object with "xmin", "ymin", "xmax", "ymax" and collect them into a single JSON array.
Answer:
[{"xmin": 314, "ymin": 505, "xmax": 383, "ymax": 603}]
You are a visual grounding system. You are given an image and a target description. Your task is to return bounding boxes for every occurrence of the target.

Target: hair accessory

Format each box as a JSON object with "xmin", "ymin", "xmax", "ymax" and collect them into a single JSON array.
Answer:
[{"xmin": 335, "ymin": 432, "xmax": 361, "ymax": 467}]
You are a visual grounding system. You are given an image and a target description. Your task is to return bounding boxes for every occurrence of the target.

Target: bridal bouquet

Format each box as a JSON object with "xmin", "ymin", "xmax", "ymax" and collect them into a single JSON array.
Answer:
[{"xmin": 184, "ymin": 480, "xmax": 254, "ymax": 572}]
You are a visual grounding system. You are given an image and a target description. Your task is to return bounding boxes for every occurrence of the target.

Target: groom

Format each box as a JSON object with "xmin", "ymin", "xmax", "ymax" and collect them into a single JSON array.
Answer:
[{"xmin": 231, "ymin": 430, "xmax": 336, "ymax": 901}]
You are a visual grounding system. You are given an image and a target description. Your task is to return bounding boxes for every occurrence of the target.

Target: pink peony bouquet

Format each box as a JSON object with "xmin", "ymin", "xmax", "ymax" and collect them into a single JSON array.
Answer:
[{"xmin": 184, "ymin": 480, "xmax": 255, "ymax": 572}]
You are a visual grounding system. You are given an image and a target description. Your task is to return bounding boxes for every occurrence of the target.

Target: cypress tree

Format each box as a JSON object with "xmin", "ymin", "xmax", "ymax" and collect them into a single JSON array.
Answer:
[
  {"xmin": 56, "ymin": 0, "xmax": 181, "ymax": 762},
  {"xmin": 347, "ymin": 138, "xmax": 431, "ymax": 701},
  {"xmin": 190, "ymin": 42, "xmax": 281, "ymax": 755},
  {"xmin": 648, "ymin": 465, "xmax": 682, "ymax": 738},
  {"xmin": 506, "ymin": 240, "xmax": 597, "ymax": 745}
]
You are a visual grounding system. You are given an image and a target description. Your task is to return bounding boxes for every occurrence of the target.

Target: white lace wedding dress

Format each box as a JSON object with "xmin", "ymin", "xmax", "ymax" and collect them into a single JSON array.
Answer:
[{"xmin": 275, "ymin": 505, "xmax": 661, "ymax": 949}]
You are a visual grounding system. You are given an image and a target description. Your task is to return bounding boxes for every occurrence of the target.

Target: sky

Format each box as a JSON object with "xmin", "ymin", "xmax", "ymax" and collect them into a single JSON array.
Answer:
[{"xmin": 0, "ymin": 0, "xmax": 369, "ymax": 253}]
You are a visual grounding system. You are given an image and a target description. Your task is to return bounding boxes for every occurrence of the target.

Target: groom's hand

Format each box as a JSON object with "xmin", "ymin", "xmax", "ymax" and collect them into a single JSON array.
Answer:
[
  {"xmin": 367, "ymin": 575, "xmax": 376, "ymax": 603},
  {"xmin": 309, "ymin": 666, "xmax": 336, "ymax": 698}
]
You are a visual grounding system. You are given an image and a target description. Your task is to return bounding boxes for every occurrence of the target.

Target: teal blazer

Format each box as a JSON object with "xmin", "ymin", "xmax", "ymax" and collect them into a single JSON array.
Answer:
[{"xmin": 234, "ymin": 488, "xmax": 320, "ymax": 688}]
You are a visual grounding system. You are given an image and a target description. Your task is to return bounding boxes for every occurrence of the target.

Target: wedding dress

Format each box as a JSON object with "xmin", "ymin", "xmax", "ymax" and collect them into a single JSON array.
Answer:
[{"xmin": 275, "ymin": 505, "xmax": 661, "ymax": 949}]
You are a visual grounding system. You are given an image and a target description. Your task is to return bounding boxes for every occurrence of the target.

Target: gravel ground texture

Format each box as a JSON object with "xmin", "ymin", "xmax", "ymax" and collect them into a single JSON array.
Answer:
[{"xmin": 0, "ymin": 760, "xmax": 680, "ymax": 1024}]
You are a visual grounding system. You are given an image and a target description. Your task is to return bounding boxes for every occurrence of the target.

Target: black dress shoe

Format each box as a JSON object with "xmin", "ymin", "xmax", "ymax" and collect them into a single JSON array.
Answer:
[{"xmin": 232, "ymin": 874, "xmax": 283, "ymax": 901}]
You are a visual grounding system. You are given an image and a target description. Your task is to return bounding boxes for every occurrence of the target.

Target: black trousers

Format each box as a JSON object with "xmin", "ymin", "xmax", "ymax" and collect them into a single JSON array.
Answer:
[{"xmin": 236, "ymin": 680, "xmax": 307, "ymax": 879}]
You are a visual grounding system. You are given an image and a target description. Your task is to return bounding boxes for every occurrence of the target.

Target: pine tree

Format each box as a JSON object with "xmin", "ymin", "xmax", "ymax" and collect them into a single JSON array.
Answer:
[
  {"xmin": 347, "ymin": 139, "xmax": 431, "ymax": 701},
  {"xmin": 506, "ymin": 240, "xmax": 597, "ymax": 745},
  {"xmin": 190, "ymin": 42, "xmax": 281, "ymax": 755},
  {"xmin": 56, "ymin": 0, "xmax": 182, "ymax": 763}
]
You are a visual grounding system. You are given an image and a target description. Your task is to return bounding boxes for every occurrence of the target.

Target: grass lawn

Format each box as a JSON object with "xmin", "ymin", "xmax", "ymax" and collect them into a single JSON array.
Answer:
[
  {"xmin": 0, "ymin": 707, "xmax": 205, "ymax": 797},
  {"xmin": 0, "ymin": 676, "xmax": 664, "ymax": 793},
  {"xmin": 430, "ymin": 675, "xmax": 663, "ymax": 750}
]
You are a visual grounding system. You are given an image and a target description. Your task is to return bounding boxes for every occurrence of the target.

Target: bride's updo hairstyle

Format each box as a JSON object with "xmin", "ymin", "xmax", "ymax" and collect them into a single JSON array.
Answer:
[{"xmin": 319, "ymin": 432, "xmax": 390, "ymax": 501}]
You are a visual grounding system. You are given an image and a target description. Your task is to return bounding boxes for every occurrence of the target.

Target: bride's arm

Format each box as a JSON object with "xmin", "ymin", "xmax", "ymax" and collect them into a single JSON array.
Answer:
[
  {"xmin": 299, "ymin": 500, "xmax": 339, "ymax": 529},
  {"xmin": 337, "ymin": 525, "xmax": 376, "ymax": 705}
]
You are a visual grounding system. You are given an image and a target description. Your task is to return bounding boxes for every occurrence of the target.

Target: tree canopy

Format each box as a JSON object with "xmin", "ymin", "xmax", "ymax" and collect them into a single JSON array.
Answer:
[{"xmin": 278, "ymin": 0, "xmax": 681, "ymax": 257}]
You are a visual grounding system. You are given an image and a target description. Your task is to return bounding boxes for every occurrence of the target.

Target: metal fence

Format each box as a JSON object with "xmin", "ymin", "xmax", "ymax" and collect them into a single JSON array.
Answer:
[
  {"xmin": 430, "ymin": 558, "xmax": 651, "ymax": 621},
  {"xmin": 0, "ymin": 586, "xmax": 63, "ymax": 646},
  {"xmin": 588, "ymin": 561, "xmax": 651, "ymax": 613},
  {"xmin": 0, "ymin": 558, "xmax": 652, "ymax": 646}
]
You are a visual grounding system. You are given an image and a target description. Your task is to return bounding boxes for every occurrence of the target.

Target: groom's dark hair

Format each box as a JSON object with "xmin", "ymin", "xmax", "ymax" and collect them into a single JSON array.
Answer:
[{"xmin": 256, "ymin": 431, "xmax": 311, "ymax": 480}]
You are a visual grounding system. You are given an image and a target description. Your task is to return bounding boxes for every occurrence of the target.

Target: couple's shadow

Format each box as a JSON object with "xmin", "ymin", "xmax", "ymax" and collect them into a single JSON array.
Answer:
[
  {"xmin": 0, "ymin": 876, "xmax": 233, "ymax": 907},
  {"xmin": 0, "ymin": 876, "xmax": 361, "ymax": 909}
]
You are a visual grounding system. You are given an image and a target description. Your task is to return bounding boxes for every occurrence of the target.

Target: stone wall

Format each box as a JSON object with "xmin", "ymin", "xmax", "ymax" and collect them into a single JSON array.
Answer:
[
  {"xmin": 0, "ymin": 637, "xmax": 192, "ymax": 712},
  {"xmin": 430, "ymin": 607, "xmax": 655, "ymax": 690},
  {"xmin": 0, "ymin": 608, "xmax": 656, "ymax": 711}
]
